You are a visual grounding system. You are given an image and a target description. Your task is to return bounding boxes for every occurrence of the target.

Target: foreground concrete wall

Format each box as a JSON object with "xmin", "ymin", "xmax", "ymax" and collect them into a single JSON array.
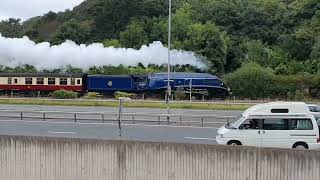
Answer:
[{"xmin": 0, "ymin": 135, "xmax": 319, "ymax": 180}]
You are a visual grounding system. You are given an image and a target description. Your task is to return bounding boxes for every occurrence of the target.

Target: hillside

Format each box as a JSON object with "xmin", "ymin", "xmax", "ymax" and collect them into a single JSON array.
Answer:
[
  {"xmin": 0, "ymin": 0, "xmax": 319, "ymax": 99},
  {"xmin": 0, "ymin": 0, "xmax": 319, "ymax": 74}
]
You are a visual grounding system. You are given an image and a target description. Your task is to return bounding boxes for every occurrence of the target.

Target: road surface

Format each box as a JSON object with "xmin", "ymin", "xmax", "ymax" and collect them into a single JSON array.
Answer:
[
  {"xmin": 0, "ymin": 104, "xmax": 241, "ymax": 126},
  {"xmin": 0, "ymin": 120, "xmax": 218, "ymax": 144},
  {"xmin": 0, "ymin": 104, "xmax": 241, "ymax": 144}
]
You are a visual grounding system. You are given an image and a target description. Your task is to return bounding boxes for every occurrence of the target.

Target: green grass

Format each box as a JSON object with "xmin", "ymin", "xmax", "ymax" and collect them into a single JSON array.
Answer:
[{"xmin": 0, "ymin": 98, "xmax": 253, "ymax": 110}]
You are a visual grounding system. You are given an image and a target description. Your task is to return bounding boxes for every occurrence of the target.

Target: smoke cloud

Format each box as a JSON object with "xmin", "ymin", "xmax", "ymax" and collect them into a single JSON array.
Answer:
[{"xmin": 0, "ymin": 34, "xmax": 203, "ymax": 70}]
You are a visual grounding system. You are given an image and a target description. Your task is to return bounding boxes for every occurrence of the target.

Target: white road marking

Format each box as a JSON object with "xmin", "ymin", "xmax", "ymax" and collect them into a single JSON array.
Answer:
[
  {"xmin": 48, "ymin": 131, "xmax": 77, "ymax": 134},
  {"xmin": 185, "ymin": 137, "xmax": 217, "ymax": 141}
]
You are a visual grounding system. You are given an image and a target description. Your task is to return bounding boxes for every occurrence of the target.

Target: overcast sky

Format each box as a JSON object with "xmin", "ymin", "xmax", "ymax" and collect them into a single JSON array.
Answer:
[{"xmin": 0, "ymin": 0, "xmax": 85, "ymax": 21}]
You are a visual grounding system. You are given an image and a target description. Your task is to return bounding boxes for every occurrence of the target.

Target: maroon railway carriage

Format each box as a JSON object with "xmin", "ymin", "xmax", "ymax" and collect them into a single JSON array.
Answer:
[{"xmin": 0, "ymin": 73, "xmax": 85, "ymax": 92}]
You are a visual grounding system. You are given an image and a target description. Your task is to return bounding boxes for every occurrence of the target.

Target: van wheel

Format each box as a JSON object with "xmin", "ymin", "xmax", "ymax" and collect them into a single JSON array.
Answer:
[
  {"xmin": 293, "ymin": 142, "xmax": 308, "ymax": 150},
  {"xmin": 227, "ymin": 141, "xmax": 242, "ymax": 146}
]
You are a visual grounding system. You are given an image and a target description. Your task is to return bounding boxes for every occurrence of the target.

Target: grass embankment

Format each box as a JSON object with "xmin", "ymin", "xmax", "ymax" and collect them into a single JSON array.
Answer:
[{"xmin": 0, "ymin": 98, "xmax": 252, "ymax": 110}]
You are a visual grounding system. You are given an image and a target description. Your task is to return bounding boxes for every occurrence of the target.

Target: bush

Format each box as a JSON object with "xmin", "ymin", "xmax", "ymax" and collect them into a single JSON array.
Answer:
[
  {"xmin": 114, "ymin": 91, "xmax": 136, "ymax": 100},
  {"xmin": 52, "ymin": 89, "xmax": 78, "ymax": 99},
  {"xmin": 174, "ymin": 87, "xmax": 186, "ymax": 100},
  {"xmin": 224, "ymin": 62, "xmax": 276, "ymax": 99},
  {"xmin": 224, "ymin": 62, "xmax": 320, "ymax": 99},
  {"xmin": 83, "ymin": 92, "xmax": 101, "ymax": 99}
]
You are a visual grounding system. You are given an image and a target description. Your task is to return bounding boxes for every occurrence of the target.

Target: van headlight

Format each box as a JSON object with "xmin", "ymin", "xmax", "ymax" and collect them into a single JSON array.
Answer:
[{"xmin": 217, "ymin": 133, "xmax": 224, "ymax": 138}]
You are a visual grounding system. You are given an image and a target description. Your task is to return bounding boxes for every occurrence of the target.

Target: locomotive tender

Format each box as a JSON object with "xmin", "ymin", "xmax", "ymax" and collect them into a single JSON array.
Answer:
[{"xmin": 0, "ymin": 72, "xmax": 230, "ymax": 98}]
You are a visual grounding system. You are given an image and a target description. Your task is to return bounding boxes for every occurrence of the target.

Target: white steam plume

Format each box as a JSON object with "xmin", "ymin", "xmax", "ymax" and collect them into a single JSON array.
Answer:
[{"xmin": 0, "ymin": 34, "xmax": 203, "ymax": 70}]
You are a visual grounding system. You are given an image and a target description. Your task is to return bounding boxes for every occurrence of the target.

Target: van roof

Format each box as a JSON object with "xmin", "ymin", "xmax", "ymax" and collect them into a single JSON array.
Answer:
[{"xmin": 243, "ymin": 102, "xmax": 310, "ymax": 118}]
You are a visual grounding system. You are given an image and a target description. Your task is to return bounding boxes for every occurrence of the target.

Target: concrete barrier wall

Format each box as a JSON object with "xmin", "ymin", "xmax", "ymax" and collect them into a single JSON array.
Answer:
[{"xmin": 0, "ymin": 135, "xmax": 319, "ymax": 180}]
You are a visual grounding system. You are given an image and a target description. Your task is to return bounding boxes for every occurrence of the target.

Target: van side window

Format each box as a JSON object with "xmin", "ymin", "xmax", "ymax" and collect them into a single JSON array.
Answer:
[
  {"xmin": 271, "ymin": 109, "xmax": 289, "ymax": 113},
  {"xmin": 263, "ymin": 119, "xmax": 289, "ymax": 130},
  {"xmin": 240, "ymin": 119, "xmax": 260, "ymax": 129},
  {"xmin": 291, "ymin": 119, "xmax": 313, "ymax": 130}
]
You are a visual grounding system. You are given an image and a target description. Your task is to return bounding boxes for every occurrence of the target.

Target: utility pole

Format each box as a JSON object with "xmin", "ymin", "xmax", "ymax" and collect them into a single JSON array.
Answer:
[
  {"xmin": 189, "ymin": 79, "xmax": 192, "ymax": 103},
  {"xmin": 166, "ymin": 0, "xmax": 172, "ymax": 124},
  {"xmin": 117, "ymin": 97, "xmax": 131, "ymax": 137}
]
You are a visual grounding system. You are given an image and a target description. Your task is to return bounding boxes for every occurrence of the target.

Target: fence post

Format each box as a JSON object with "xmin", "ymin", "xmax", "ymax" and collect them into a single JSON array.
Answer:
[
  {"xmin": 158, "ymin": 116, "xmax": 161, "ymax": 125},
  {"xmin": 102, "ymin": 114, "xmax": 104, "ymax": 123},
  {"xmin": 43, "ymin": 113, "xmax": 46, "ymax": 121},
  {"xmin": 180, "ymin": 116, "xmax": 182, "ymax": 126},
  {"xmin": 201, "ymin": 117, "xmax": 204, "ymax": 127},
  {"xmin": 20, "ymin": 112, "xmax": 23, "ymax": 120},
  {"xmin": 74, "ymin": 114, "xmax": 77, "ymax": 122},
  {"xmin": 132, "ymin": 115, "xmax": 135, "ymax": 124}
]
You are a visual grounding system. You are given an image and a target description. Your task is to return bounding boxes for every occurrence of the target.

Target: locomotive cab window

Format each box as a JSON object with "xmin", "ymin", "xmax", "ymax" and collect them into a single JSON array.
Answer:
[
  {"xmin": 48, "ymin": 78, "xmax": 56, "ymax": 85},
  {"xmin": 37, "ymin": 78, "xmax": 44, "ymax": 85},
  {"xmin": 25, "ymin": 78, "xmax": 33, "ymax": 85},
  {"xmin": 60, "ymin": 78, "xmax": 67, "ymax": 85}
]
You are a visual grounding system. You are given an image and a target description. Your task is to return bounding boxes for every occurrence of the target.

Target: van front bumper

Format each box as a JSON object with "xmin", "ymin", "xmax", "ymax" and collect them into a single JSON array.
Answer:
[{"xmin": 308, "ymin": 143, "xmax": 320, "ymax": 150}]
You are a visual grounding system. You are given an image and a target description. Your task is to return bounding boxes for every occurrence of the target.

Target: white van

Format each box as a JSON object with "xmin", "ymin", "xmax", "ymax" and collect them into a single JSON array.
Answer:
[{"xmin": 216, "ymin": 102, "xmax": 320, "ymax": 150}]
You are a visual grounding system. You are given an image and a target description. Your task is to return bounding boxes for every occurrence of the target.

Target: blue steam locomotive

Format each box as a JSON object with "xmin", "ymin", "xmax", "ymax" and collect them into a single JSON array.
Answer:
[{"xmin": 86, "ymin": 72, "xmax": 230, "ymax": 98}]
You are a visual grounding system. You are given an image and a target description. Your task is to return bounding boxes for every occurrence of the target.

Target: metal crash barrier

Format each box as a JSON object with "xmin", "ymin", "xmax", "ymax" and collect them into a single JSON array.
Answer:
[{"xmin": 0, "ymin": 109, "xmax": 236, "ymax": 127}]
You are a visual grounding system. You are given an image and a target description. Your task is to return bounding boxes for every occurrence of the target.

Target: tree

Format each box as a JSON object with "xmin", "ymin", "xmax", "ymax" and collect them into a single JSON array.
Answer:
[
  {"xmin": 64, "ymin": 65, "xmax": 83, "ymax": 74},
  {"xmin": 52, "ymin": 19, "xmax": 93, "ymax": 44},
  {"xmin": 183, "ymin": 22, "xmax": 229, "ymax": 74},
  {"xmin": 119, "ymin": 20, "xmax": 149, "ymax": 49},
  {"xmin": 310, "ymin": 38, "xmax": 320, "ymax": 59},
  {"xmin": 103, "ymin": 39, "xmax": 122, "ymax": 48},
  {"xmin": 0, "ymin": 18, "xmax": 23, "ymax": 38}
]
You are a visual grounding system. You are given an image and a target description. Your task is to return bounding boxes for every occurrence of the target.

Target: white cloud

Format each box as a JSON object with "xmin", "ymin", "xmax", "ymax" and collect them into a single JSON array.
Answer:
[
  {"xmin": 0, "ymin": 0, "xmax": 85, "ymax": 21},
  {"xmin": 0, "ymin": 34, "xmax": 203, "ymax": 70}
]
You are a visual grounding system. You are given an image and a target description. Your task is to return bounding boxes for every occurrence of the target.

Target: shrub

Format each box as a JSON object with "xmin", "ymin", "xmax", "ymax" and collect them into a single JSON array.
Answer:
[
  {"xmin": 52, "ymin": 89, "xmax": 78, "ymax": 99},
  {"xmin": 114, "ymin": 91, "xmax": 136, "ymax": 100},
  {"xmin": 224, "ymin": 62, "xmax": 276, "ymax": 99},
  {"xmin": 174, "ymin": 87, "xmax": 186, "ymax": 100},
  {"xmin": 224, "ymin": 62, "xmax": 320, "ymax": 99},
  {"xmin": 83, "ymin": 92, "xmax": 101, "ymax": 99}
]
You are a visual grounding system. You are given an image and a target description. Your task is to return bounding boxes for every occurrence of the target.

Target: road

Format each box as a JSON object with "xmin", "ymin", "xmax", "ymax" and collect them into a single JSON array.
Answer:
[
  {"xmin": 0, "ymin": 120, "xmax": 218, "ymax": 144},
  {"xmin": 0, "ymin": 104, "xmax": 241, "ymax": 144},
  {"xmin": 0, "ymin": 104, "xmax": 241, "ymax": 126}
]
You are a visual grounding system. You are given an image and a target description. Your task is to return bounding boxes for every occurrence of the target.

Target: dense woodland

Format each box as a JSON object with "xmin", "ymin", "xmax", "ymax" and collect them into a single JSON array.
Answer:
[{"xmin": 0, "ymin": 0, "xmax": 319, "ymax": 99}]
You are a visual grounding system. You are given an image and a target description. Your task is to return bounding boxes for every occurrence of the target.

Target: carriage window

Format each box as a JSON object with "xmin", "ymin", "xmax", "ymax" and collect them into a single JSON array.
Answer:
[
  {"xmin": 291, "ymin": 119, "xmax": 313, "ymax": 130},
  {"xmin": 263, "ymin": 119, "xmax": 289, "ymax": 130},
  {"xmin": 14, "ymin": 79, "xmax": 18, "ymax": 84},
  {"xmin": 37, "ymin": 78, "xmax": 44, "ymax": 85},
  {"xmin": 25, "ymin": 78, "xmax": 33, "ymax": 85},
  {"xmin": 8, "ymin": 78, "xmax": 12, "ymax": 85},
  {"xmin": 48, "ymin": 78, "xmax": 56, "ymax": 85},
  {"xmin": 60, "ymin": 78, "xmax": 67, "ymax": 85},
  {"xmin": 77, "ymin": 79, "xmax": 81, "ymax": 85},
  {"xmin": 71, "ymin": 78, "xmax": 75, "ymax": 85}
]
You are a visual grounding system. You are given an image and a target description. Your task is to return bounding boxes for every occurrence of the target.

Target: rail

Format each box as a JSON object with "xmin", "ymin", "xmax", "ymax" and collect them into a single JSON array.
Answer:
[{"xmin": 0, "ymin": 109, "xmax": 236, "ymax": 127}]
